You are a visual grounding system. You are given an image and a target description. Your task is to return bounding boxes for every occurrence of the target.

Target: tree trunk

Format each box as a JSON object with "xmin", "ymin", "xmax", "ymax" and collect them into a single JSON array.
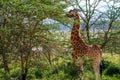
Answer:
[
  {"xmin": 21, "ymin": 68, "xmax": 28, "ymax": 80},
  {"xmin": 100, "ymin": 20, "xmax": 114, "ymax": 49},
  {"xmin": 86, "ymin": 23, "xmax": 90, "ymax": 42},
  {"xmin": 2, "ymin": 53, "xmax": 10, "ymax": 73}
]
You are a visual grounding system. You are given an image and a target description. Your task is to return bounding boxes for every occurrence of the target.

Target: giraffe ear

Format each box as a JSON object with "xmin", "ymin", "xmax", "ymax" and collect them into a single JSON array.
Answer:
[{"xmin": 73, "ymin": 9, "xmax": 77, "ymax": 12}]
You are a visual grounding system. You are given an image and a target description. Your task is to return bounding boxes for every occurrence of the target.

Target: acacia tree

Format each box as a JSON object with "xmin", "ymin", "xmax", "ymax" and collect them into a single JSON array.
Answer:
[
  {"xmin": 100, "ymin": 0, "xmax": 120, "ymax": 49},
  {"xmin": 0, "ymin": 0, "xmax": 67, "ymax": 80}
]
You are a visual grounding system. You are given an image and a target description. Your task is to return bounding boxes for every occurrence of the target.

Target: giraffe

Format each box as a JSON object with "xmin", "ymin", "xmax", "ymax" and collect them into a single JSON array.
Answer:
[{"xmin": 66, "ymin": 9, "xmax": 102, "ymax": 80}]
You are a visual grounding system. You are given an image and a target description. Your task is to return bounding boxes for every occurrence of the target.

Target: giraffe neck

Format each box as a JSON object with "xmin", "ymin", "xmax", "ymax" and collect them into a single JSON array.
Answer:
[{"xmin": 71, "ymin": 14, "xmax": 86, "ymax": 48}]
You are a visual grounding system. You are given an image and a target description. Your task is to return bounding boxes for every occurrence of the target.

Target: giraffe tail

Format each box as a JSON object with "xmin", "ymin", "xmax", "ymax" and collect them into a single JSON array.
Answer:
[{"xmin": 100, "ymin": 61, "xmax": 102, "ymax": 80}]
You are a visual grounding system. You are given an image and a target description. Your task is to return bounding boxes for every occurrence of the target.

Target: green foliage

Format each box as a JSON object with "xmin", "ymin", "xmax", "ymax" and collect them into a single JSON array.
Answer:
[
  {"xmin": 105, "ymin": 64, "xmax": 120, "ymax": 78},
  {"xmin": 102, "ymin": 59, "xmax": 120, "ymax": 79},
  {"xmin": 34, "ymin": 69, "xmax": 43, "ymax": 79},
  {"xmin": 102, "ymin": 60, "xmax": 111, "ymax": 71},
  {"xmin": 0, "ymin": 0, "xmax": 68, "ymax": 80},
  {"xmin": 0, "ymin": 53, "xmax": 120, "ymax": 79},
  {"xmin": 11, "ymin": 69, "xmax": 21, "ymax": 80},
  {"xmin": 102, "ymin": 54, "xmax": 120, "ymax": 79}
]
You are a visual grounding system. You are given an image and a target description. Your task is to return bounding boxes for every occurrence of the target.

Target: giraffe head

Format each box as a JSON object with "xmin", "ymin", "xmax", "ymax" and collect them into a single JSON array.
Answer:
[{"xmin": 66, "ymin": 9, "xmax": 78, "ymax": 18}]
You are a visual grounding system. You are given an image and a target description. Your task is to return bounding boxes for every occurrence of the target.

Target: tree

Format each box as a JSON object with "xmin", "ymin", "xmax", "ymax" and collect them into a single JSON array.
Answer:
[
  {"xmin": 100, "ymin": 0, "xmax": 120, "ymax": 49},
  {"xmin": 0, "ymin": 0, "xmax": 67, "ymax": 80}
]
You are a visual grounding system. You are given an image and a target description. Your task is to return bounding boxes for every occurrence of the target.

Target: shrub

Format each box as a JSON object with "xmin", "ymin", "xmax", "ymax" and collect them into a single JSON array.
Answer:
[
  {"xmin": 102, "ymin": 59, "xmax": 111, "ymax": 72},
  {"xmin": 63, "ymin": 62, "xmax": 80, "ymax": 79},
  {"xmin": 10, "ymin": 67, "xmax": 21, "ymax": 79},
  {"xmin": 35, "ymin": 69, "xmax": 43, "ymax": 79},
  {"xmin": 105, "ymin": 64, "xmax": 120, "ymax": 78}
]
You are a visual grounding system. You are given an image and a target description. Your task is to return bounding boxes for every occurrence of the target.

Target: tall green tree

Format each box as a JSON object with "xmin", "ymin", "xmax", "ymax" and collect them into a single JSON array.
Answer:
[{"xmin": 0, "ymin": 0, "xmax": 68, "ymax": 80}]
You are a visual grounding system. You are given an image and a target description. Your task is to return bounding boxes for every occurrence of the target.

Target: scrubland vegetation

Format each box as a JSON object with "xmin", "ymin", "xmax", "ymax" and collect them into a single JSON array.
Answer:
[{"xmin": 0, "ymin": 53, "xmax": 120, "ymax": 80}]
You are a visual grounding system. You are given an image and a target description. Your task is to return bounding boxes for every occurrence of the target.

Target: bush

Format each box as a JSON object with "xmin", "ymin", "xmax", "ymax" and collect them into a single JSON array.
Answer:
[
  {"xmin": 105, "ymin": 64, "xmax": 120, "ymax": 78},
  {"xmin": 102, "ymin": 59, "xmax": 111, "ymax": 72},
  {"xmin": 34, "ymin": 69, "xmax": 43, "ymax": 79},
  {"xmin": 10, "ymin": 67, "xmax": 21, "ymax": 80},
  {"xmin": 64, "ymin": 62, "xmax": 79, "ymax": 79}
]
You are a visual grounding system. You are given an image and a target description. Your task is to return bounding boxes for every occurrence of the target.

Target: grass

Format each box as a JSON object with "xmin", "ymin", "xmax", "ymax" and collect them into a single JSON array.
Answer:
[{"xmin": 102, "ymin": 53, "xmax": 120, "ymax": 65}]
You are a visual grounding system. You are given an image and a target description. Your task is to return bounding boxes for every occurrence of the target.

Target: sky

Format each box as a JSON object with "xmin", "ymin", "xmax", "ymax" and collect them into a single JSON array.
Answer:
[{"xmin": 65, "ymin": 0, "xmax": 120, "ymax": 12}]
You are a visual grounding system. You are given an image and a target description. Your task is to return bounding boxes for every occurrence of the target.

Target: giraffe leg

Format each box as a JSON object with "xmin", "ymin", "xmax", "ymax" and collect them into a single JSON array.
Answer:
[
  {"xmin": 93, "ymin": 63, "xmax": 99, "ymax": 80},
  {"xmin": 79, "ymin": 64, "xmax": 84, "ymax": 80},
  {"xmin": 72, "ymin": 53, "xmax": 78, "ymax": 65},
  {"xmin": 78, "ymin": 61, "xmax": 84, "ymax": 80}
]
